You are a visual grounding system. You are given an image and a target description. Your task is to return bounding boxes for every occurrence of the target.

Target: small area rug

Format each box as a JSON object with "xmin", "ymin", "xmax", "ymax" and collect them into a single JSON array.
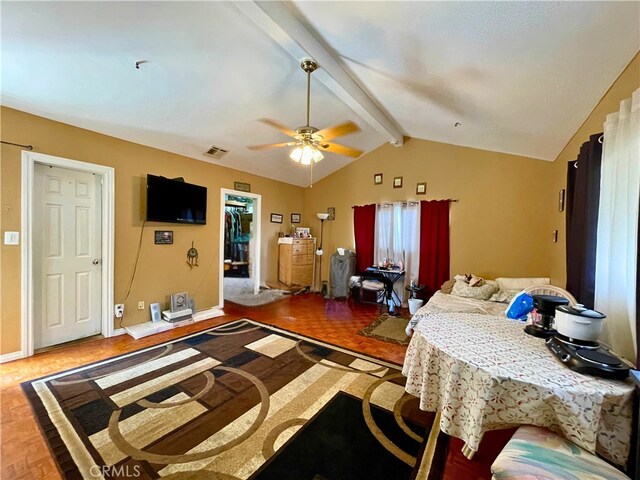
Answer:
[
  {"xmin": 359, "ymin": 313, "xmax": 412, "ymax": 345},
  {"xmin": 224, "ymin": 277, "xmax": 287, "ymax": 306},
  {"xmin": 23, "ymin": 319, "xmax": 448, "ymax": 479}
]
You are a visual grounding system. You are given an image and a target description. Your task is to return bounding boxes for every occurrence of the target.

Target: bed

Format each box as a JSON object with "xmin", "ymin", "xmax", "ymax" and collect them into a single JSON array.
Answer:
[{"xmin": 405, "ymin": 277, "xmax": 576, "ymax": 336}]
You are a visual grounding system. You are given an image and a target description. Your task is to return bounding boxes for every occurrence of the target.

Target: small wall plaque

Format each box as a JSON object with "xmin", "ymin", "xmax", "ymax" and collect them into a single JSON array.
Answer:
[
  {"xmin": 393, "ymin": 176, "xmax": 403, "ymax": 188},
  {"xmin": 374, "ymin": 173, "xmax": 383, "ymax": 185},
  {"xmin": 559, "ymin": 189, "xmax": 566, "ymax": 212},
  {"xmin": 234, "ymin": 181, "xmax": 251, "ymax": 193},
  {"xmin": 416, "ymin": 182, "xmax": 427, "ymax": 195},
  {"xmin": 270, "ymin": 213, "xmax": 283, "ymax": 224},
  {"xmin": 155, "ymin": 230, "xmax": 173, "ymax": 244},
  {"xmin": 291, "ymin": 213, "xmax": 301, "ymax": 223}
]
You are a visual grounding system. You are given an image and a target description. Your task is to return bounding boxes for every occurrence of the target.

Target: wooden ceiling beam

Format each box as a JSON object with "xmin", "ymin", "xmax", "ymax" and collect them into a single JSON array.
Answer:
[{"xmin": 233, "ymin": 1, "xmax": 405, "ymax": 147}]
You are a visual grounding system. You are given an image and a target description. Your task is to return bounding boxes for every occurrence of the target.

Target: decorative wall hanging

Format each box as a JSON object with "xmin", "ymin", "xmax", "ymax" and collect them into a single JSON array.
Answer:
[
  {"xmin": 271, "ymin": 213, "xmax": 283, "ymax": 224},
  {"xmin": 327, "ymin": 207, "xmax": 335, "ymax": 220},
  {"xmin": 374, "ymin": 173, "xmax": 383, "ymax": 185},
  {"xmin": 186, "ymin": 241, "xmax": 199, "ymax": 269},
  {"xmin": 558, "ymin": 189, "xmax": 566, "ymax": 212},
  {"xmin": 393, "ymin": 177, "xmax": 403, "ymax": 188},
  {"xmin": 416, "ymin": 182, "xmax": 427, "ymax": 195},
  {"xmin": 234, "ymin": 181, "xmax": 251, "ymax": 193},
  {"xmin": 291, "ymin": 213, "xmax": 301, "ymax": 223},
  {"xmin": 154, "ymin": 230, "xmax": 173, "ymax": 244}
]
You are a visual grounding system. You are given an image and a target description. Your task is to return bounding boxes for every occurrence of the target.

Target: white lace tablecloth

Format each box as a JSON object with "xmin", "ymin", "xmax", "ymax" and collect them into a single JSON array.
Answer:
[{"xmin": 402, "ymin": 312, "xmax": 634, "ymax": 467}]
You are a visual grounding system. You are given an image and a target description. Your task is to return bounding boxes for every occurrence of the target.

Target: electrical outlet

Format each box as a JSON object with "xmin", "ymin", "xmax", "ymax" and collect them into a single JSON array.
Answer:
[
  {"xmin": 114, "ymin": 304, "xmax": 124, "ymax": 318},
  {"xmin": 138, "ymin": 301, "xmax": 145, "ymax": 310}
]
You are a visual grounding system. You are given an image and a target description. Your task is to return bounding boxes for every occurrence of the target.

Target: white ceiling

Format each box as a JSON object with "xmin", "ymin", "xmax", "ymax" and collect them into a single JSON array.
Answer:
[{"xmin": 2, "ymin": 1, "xmax": 638, "ymax": 187}]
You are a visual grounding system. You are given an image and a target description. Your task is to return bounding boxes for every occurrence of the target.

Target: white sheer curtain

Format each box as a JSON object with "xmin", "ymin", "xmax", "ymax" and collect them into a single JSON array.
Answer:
[
  {"xmin": 374, "ymin": 202, "xmax": 421, "ymax": 305},
  {"xmin": 402, "ymin": 202, "xmax": 421, "ymax": 290},
  {"xmin": 374, "ymin": 204, "xmax": 393, "ymax": 264},
  {"xmin": 594, "ymin": 88, "xmax": 640, "ymax": 362}
]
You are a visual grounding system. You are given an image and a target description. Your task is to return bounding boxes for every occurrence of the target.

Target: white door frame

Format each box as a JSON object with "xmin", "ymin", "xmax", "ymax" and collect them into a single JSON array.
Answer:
[
  {"xmin": 219, "ymin": 188, "xmax": 261, "ymax": 306},
  {"xmin": 21, "ymin": 151, "xmax": 115, "ymax": 357}
]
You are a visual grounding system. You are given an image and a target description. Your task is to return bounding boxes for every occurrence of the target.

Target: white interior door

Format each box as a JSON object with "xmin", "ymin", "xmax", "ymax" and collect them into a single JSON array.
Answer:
[{"xmin": 33, "ymin": 164, "xmax": 102, "ymax": 348}]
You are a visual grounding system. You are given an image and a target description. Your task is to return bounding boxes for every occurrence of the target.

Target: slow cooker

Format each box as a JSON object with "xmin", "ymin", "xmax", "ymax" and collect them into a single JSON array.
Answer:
[{"xmin": 555, "ymin": 304, "xmax": 606, "ymax": 342}]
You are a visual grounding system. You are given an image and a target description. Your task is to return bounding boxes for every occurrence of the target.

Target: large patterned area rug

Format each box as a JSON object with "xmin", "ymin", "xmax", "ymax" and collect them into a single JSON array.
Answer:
[{"xmin": 23, "ymin": 319, "xmax": 449, "ymax": 479}]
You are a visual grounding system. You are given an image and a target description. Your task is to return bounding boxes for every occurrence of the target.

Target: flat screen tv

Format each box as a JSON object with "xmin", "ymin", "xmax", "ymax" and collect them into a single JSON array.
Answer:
[{"xmin": 146, "ymin": 174, "xmax": 207, "ymax": 224}]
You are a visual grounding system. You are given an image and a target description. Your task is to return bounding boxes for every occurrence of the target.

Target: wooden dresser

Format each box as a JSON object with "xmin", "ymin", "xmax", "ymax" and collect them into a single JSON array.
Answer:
[{"xmin": 278, "ymin": 238, "xmax": 315, "ymax": 287}]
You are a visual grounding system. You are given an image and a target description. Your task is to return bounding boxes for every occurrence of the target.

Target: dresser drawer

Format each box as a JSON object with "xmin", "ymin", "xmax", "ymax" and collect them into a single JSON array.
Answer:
[
  {"xmin": 292, "ymin": 244, "xmax": 308, "ymax": 256},
  {"xmin": 291, "ymin": 265, "xmax": 313, "ymax": 286},
  {"xmin": 292, "ymin": 254, "xmax": 312, "ymax": 265}
]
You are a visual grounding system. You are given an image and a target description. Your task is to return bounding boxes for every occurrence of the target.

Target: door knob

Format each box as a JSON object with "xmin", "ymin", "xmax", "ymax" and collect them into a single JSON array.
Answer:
[{"xmin": 92, "ymin": 259, "xmax": 100, "ymax": 265}]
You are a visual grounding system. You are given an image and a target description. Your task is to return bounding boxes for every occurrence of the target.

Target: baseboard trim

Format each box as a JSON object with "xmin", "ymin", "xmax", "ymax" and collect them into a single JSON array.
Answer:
[
  {"xmin": 0, "ymin": 351, "xmax": 24, "ymax": 364},
  {"xmin": 111, "ymin": 328, "xmax": 127, "ymax": 337},
  {"xmin": 193, "ymin": 306, "xmax": 224, "ymax": 323}
]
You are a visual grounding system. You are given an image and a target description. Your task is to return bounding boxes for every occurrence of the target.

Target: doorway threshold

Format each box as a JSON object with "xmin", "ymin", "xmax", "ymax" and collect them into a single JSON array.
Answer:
[{"xmin": 34, "ymin": 334, "xmax": 104, "ymax": 355}]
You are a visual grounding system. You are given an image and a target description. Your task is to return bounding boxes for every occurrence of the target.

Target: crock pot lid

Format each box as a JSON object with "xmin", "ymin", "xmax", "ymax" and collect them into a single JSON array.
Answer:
[{"xmin": 556, "ymin": 305, "xmax": 606, "ymax": 318}]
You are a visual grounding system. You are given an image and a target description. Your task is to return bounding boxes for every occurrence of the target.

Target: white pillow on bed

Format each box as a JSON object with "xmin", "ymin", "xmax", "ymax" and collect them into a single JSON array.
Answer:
[
  {"xmin": 451, "ymin": 279, "xmax": 498, "ymax": 300},
  {"xmin": 495, "ymin": 277, "xmax": 550, "ymax": 290},
  {"xmin": 489, "ymin": 289, "xmax": 521, "ymax": 303}
]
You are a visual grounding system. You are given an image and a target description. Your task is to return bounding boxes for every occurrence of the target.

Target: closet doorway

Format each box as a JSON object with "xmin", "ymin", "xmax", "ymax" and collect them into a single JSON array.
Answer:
[{"xmin": 219, "ymin": 189, "xmax": 261, "ymax": 307}]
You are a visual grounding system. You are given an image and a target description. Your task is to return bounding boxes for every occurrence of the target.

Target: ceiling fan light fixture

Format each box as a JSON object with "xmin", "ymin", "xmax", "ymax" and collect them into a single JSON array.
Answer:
[
  {"xmin": 289, "ymin": 146, "xmax": 303, "ymax": 162},
  {"xmin": 291, "ymin": 142, "xmax": 322, "ymax": 166}
]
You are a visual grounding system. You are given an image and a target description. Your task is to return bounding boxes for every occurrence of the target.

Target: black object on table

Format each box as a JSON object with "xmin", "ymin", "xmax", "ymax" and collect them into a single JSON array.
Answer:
[{"xmin": 405, "ymin": 284, "xmax": 424, "ymax": 299}]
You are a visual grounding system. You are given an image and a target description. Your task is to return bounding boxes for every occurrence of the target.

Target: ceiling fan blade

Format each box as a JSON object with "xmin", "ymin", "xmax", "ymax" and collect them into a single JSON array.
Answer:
[
  {"xmin": 320, "ymin": 142, "xmax": 363, "ymax": 158},
  {"xmin": 258, "ymin": 118, "xmax": 296, "ymax": 138},
  {"xmin": 248, "ymin": 142, "xmax": 296, "ymax": 151},
  {"xmin": 315, "ymin": 121, "xmax": 360, "ymax": 141}
]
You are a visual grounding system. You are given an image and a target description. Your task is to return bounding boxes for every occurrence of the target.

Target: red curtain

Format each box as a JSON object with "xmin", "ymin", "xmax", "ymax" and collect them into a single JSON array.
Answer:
[
  {"xmin": 353, "ymin": 204, "xmax": 376, "ymax": 273},
  {"xmin": 419, "ymin": 200, "xmax": 450, "ymax": 298}
]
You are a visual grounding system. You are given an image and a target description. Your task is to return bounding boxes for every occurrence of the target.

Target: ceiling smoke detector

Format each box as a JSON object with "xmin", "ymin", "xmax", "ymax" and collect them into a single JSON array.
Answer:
[{"xmin": 204, "ymin": 145, "xmax": 229, "ymax": 159}]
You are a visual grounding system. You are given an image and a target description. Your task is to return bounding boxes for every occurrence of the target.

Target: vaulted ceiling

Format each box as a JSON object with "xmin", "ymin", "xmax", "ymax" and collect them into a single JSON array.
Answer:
[{"xmin": 2, "ymin": 1, "xmax": 638, "ymax": 187}]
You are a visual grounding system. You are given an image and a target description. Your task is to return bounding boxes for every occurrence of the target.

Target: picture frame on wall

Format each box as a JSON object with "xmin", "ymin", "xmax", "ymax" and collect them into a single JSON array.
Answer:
[
  {"xmin": 327, "ymin": 207, "xmax": 335, "ymax": 220},
  {"xmin": 374, "ymin": 173, "xmax": 383, "ymax": 185},
  {"xmin": 393, "ymin": 176, "xmax": 403, "ymax": 188},
  {"xmin": 270, "ymin": 213, "xmax": 283, "ymax": 224},
  {"xmin": 558, "ymin": 189, "xmax": 566, "ymax": 212},
  {"xmin": 154, "ymin": 230, "xmax": 173, "ymax": 244},
  {"xmin": 416, "ymin": 182, "xmax": 427, "ymax": 195},
  {"xmin": 234, "ymin": 181, "xmax": 251, "ymax": 193},
  {"xmin": 291, "ymin": 213, "xmax": 301, "ymax": 224}
]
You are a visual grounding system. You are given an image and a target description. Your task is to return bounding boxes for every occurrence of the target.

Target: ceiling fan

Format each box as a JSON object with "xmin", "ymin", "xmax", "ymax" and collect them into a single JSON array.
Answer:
[{"xmin": 248, "ymin": 59, "xmax": 363, "ymax": 175}]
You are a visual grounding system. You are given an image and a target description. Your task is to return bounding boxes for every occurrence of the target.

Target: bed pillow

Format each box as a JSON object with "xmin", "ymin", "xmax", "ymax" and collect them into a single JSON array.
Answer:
[
  {"xmin": 489, "ymin": 289, "xmax": 521, "ymax": 304},
  {"xmin": 440, "ymin": 279, "xmax": 455, "ymax": 294},
  {"xmin": 495, "ymin": 277, "xmax": 550, "ymax": 290},
  {"xmin": 451, "ymin": 279, "xmax": 498, "ymax": 300}
]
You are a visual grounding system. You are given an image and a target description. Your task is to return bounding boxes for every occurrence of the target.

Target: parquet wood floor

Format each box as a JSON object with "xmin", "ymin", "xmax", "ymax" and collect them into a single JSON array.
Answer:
[{"xmin": 0, "ymin": 293, "xmax": 505, "ymax": 479}]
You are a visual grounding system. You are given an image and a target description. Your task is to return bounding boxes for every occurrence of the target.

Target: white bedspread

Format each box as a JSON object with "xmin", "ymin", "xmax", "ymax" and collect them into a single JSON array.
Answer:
[{"xmin": 405, "ymin": 291, "xmax": 507, "ymax": 335}]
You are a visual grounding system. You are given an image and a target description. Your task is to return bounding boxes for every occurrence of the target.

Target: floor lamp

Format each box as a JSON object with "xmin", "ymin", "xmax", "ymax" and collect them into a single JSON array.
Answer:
[{"xmin": 316, "ymin": 213, "xmax": 329, "ymax": 294}]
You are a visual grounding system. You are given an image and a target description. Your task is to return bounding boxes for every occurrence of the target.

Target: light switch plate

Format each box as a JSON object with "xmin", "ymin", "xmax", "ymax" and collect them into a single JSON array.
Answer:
[{"xmin": 4, "ymin": 231, "xmax": 19, "ymax": 245}]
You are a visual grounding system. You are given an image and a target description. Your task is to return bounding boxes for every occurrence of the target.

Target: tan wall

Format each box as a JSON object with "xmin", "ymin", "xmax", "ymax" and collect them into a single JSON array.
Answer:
[
  {"xmin": 548, "ymin": 52, "xmax": 640, "ymax": 286},
  {"xmin": 0, "ymin": 107, "xmax": 305, "ymax": 354},
  {"xmin": 304, "ymin": 137, "xmax": 558, "ymax": 286}
]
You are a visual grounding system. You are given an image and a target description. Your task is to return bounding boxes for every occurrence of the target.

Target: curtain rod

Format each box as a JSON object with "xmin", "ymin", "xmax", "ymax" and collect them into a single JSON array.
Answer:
[
  {"xmin": 1, "ymin": 140, "xmax": 33, "ymax": 150},
  {"xmin": 352, "ymin": 199, "xmax": 459, "ymax": 208}
]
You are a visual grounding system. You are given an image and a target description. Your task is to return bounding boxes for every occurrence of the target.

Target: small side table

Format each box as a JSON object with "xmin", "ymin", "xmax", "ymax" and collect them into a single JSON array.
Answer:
[{"xmin": 405, "ymin": 285, "xmax": 424, "ymax": 299}]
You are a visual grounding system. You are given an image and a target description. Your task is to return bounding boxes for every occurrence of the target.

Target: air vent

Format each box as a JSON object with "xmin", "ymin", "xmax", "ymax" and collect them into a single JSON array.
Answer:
[{"xmin": 203, "ymin": 145, "xmax": 229, "ymax": 159}]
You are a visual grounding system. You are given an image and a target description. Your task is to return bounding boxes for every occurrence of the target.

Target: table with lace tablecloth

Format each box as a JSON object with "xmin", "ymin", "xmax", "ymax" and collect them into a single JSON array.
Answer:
[{"xmin": 402, "ymin": 312, "xmax": 634, "ymax": 467}]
